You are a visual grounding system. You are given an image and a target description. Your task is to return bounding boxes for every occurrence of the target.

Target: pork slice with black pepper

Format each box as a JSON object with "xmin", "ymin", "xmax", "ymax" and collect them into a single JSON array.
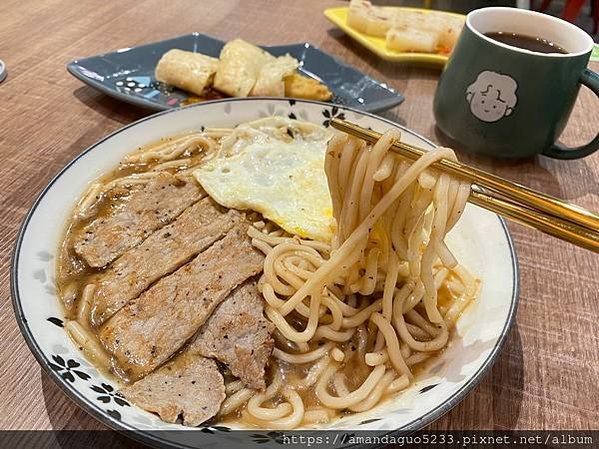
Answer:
[
  {"xmin": 190, "ymin": 280, "xmax": 274, "ymax": 390},
  {"xmin": 74, "ymin": 173, "xmax": 204, "ymax": 268},
  {"xmin": 90, "ymin": 198, "xmax": 242, "ymax": 326},
  {"xmin": 99, "ymin": 222, "xmax": 264, "ymax": 381},
  {"xmin": 121, "ymin": 351, "xmax": 225, "ymax": 426}
]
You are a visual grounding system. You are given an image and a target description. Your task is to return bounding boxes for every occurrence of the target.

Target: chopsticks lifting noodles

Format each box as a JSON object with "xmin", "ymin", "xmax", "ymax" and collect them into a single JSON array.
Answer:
[{"xmin": 330, "ymin": 118, "xmax": 599, "ymax": 253}]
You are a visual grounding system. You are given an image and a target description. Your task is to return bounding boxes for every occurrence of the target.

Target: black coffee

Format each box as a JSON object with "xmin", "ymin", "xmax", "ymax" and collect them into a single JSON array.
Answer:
[{"xmin": 484, "ymin": 32, "xmax": 567, "ymax": 54}]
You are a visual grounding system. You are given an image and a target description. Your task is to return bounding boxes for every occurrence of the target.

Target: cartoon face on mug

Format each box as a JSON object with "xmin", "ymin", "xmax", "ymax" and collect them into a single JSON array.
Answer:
[{"xmin": 466, "ymin": 71, "xmax": 518, "ymax": 123}]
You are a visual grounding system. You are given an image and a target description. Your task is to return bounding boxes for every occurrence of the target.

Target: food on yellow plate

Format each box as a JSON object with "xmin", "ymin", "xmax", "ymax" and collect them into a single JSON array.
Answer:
[
  {"xmin": 155, "ymin": 49, "xmax": 219, "ymax": 96},
  {"xmin": 438, "ymin": 16, "xmax": 464, "ymax": 50},
  {"xmin": 284, "ymin": 73, "xmax": 333, "ymax": 101},
  {"xmin": 346, "ymin": 0, "xmax": 395, "ymax": 37},
  {"xmin": 155, "ymin": 39, "xmax": 333, "ymax": 101},
  {"xmin": 251, "ymin": 54, "xmax": 299, "ymax": 97},
  {"xmin": 386, "ymin": 26, "xmax": 438, "ymax": 53},
  {"xmin": 347, "ymin": 0, "xmax": 464, "ymax": 54},
  {"xmin": 213, "ymin": 39, "xmax": 276, "ymax": 97},
  {"xmin": 394, "ymin": 12, "xmax": 464, "ymax": 52},
  {"xmin": 193, "ymin": 117, "xmax": 335, "ymax": 242},
  {"xmin": 56, "ymin": 115, "xmax": 479, "ymax": 429}
]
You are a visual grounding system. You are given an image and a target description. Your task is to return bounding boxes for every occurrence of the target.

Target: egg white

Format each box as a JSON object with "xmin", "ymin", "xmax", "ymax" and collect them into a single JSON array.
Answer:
[{"xmin": 194, "ymin": 118, "xmax": 335, "ymax": 242}]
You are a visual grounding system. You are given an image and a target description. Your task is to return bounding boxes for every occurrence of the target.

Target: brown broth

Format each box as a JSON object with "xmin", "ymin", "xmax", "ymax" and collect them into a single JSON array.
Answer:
[{"xmin": 221, "ymin": 289, "xmax": 461, "ymax": 428}]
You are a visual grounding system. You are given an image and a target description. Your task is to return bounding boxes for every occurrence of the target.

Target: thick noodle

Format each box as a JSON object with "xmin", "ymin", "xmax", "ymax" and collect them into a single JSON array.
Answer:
[{"xmin": 232, "ymin": 130, "xmax": 479, "ymax": 429}]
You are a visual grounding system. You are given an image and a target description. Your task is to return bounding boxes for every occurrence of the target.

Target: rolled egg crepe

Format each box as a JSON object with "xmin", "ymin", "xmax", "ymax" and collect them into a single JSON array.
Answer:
[
  {"xmin": 250, "ymin": 54, "xmax": 299, "ymax": 97},
  {"xmin": 213, "ymin": 39, "xmax": 275, "ymax": 97},
  {"xmin": 155, "ymin": 49, "xmax": 219, "ymax": 96}
]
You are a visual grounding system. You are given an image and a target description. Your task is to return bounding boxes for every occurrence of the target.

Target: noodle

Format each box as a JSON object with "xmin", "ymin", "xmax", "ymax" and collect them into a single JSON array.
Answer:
[
  {"xmin": 294, "ymin": 357, "xmax": 332, "ymax": 390},
  {"xmin": 349, "ymin": 369, "xmax": 396, "ymax": 412},
  {"xmin": 316, "ymin": 363, "xmax": 385, "ymax": 409},
  {"xmin": 240, "ymin": 129, "xmax": 478, "ymax": 429},
  {"xmin": 65, "ymin": 320, "xmax": 111, "ymax": 367},
  {"xmin": 77, "ymin": 284, "xmax": 95, "ymax": 325},
  {"xmin": 331, "ymin": 347, "xmax": 345, "ymax": 362},
  {"xmin": 72, "ymin": 129, "xmax": 225, "ymax": 220},
  {"xmin": 219, "ymin": 388, "xmax": 255, "ymax": 416},
  {"xmin": 225, "ymin": 380, "xmax": 245, "ymax": 395},
  {"xmin": 124, "ymin": 134, "xmax": 214, "ymax": 163},
  {"xmin": 273, "ymin": 342, "xmax": 334, "ymax": 364}
]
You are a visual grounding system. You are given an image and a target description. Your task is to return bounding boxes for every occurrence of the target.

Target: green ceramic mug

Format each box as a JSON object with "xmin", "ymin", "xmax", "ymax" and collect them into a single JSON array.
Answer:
[{"xmin": 433, "ymin": 7, "xmax": 599, "ymax": 159}]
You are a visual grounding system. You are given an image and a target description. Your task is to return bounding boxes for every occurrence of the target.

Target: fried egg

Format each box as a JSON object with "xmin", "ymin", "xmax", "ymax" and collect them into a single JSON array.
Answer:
[{"xmin": 193, "ymin": 117, "xmax": 335, "ymax": 241}]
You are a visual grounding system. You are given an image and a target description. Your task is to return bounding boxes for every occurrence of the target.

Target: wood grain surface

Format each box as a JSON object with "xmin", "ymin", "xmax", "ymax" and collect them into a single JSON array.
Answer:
[{"xmin": 0, "ymin": 0, "xmax": 598, "ymax": 438}]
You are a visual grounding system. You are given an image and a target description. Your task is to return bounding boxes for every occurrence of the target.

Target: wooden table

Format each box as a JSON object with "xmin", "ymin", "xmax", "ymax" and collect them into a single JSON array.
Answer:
[{"xmin": 1, "ymin": 0, "xmax": 598, "ymax": 437}]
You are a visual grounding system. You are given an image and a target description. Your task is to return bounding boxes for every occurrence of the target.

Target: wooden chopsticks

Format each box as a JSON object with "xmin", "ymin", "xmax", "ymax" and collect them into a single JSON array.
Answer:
[{"xmin": 330, "ymin": 118, "xmax": 599, "ymax": 253}]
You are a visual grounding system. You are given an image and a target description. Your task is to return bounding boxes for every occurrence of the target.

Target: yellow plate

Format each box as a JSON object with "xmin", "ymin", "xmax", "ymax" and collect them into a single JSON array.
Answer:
[{"xmin": 323, "ymin": 6, "xmax": 465, "ymax": 66}]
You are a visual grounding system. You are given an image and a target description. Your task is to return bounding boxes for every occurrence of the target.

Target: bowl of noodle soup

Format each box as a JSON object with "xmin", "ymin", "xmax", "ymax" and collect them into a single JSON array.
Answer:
[{"xmin": 11, "ymin": 98, "xmax": 518, "ymax": 448}]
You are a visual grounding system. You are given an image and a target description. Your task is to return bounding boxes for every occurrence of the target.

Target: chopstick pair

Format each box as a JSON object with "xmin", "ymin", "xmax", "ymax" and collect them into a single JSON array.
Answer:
[{"xmin": 330, "ymin": 118, "xmax": 599, "ymax": 253}]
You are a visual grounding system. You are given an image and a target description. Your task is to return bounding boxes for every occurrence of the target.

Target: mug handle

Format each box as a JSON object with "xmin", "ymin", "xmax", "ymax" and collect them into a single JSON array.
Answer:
[{"xmin": 542, "ymin": 68, "xmax": 599, "ymax": 160}]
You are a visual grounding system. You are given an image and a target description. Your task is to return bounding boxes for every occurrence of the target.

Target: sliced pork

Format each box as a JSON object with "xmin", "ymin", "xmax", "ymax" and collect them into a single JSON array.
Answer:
[
  {"xmin": 90, "ymin": 198, "xmax": 242, "ymax": 326},
  {"xmin": 74, "ymin": 173, "xmax": 203, "ymax": 268},
  {"xmin": 191, "ymin": 280, "xmax": 274, "ymax": 390},
  {"xmin": 100, "ymin": 223, "xmax": 264, "ymax": 380},
  {"xmin": 121, "ymin": 352, "xmax": 225, "ymax": 426}
]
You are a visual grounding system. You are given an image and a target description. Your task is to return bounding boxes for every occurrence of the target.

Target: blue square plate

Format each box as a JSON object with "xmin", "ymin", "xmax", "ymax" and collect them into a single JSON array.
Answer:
[{"xmin": 67, "ymin": 33, "xmax": 404, "ymax": 113}]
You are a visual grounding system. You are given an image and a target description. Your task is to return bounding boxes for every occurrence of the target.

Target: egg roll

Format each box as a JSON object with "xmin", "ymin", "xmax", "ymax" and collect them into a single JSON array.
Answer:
[
  {"xmin": 213, "ymin": 39, "xmax": 275, "ymax": 97},
  {"xmin": 250, "ymin": 55, "xmax": 299, "ymax": 97},
  {"xmin": 155, "ymin": 49, "xmax": 219, "ymax": 96}
]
